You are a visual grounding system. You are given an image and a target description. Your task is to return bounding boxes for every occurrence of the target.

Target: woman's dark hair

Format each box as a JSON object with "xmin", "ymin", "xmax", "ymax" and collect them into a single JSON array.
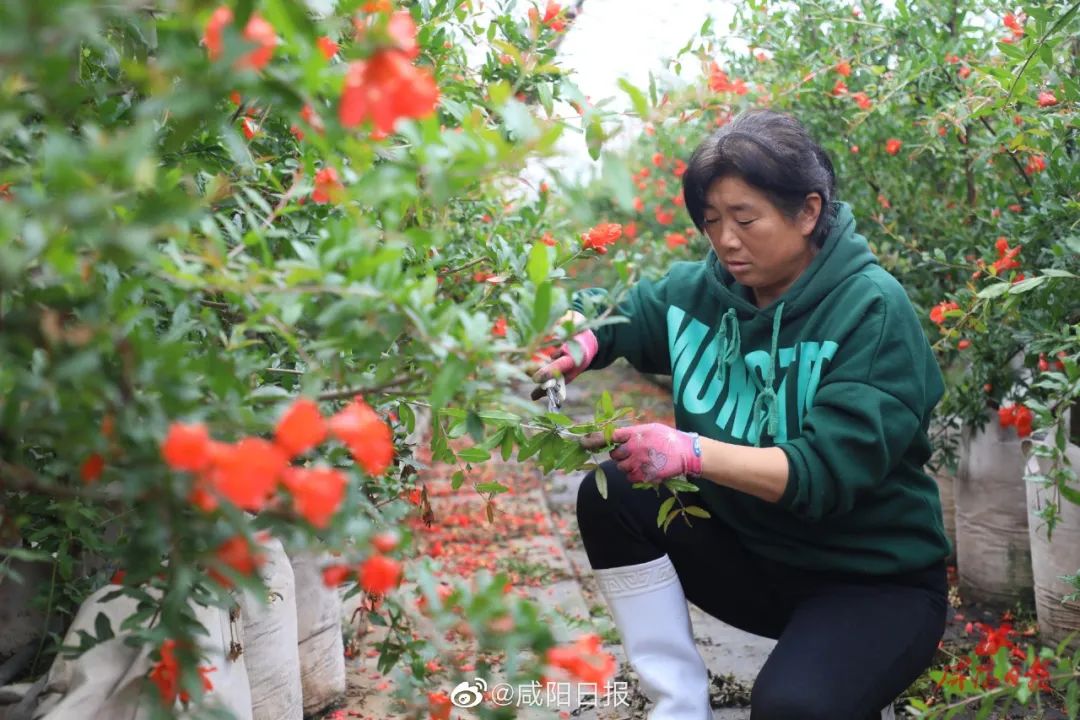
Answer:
[{"xmin": 682, "ymin": 109, "xmax": 837, "ymax": 247}]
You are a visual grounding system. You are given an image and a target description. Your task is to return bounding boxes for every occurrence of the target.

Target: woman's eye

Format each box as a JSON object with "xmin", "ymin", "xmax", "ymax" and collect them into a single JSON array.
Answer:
[
  {"xmin": 704, "ymin": 218, "xmax": 718, "ymax": 225},
  {"xmin": 737, "ymin": 219, "xmax": 756, "ymax": 226}
]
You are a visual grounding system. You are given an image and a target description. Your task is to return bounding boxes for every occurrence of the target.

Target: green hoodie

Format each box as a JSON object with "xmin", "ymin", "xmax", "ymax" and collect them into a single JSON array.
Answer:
[{"xmin": 572, "ymin": 202, "xmax": 951, "ymax": 577}]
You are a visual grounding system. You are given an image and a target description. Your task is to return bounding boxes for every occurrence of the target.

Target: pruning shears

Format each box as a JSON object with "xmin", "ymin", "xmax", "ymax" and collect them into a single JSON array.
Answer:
[{"xmin": 542, "ymin": 374, "xmax": 566, "ymax": 413}]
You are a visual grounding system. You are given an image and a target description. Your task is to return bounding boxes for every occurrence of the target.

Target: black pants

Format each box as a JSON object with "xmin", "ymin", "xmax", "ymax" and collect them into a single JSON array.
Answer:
[{"xmin": 577, "ymin": 460, "xmax": 948, "ymax": 720}]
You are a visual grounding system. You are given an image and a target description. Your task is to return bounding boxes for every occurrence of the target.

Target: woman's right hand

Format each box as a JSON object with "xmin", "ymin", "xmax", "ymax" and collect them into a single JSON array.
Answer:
[{"xmin": 529, "ymin": 312, "xmax": 598, "ymax": 401}]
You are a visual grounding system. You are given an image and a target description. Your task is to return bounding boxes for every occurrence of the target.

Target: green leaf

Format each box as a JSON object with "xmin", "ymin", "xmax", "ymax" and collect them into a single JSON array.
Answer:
[
  {"xmin": 430, "ymin": 356, "xmax": 468, "ymax": 410},
  {"xmin": 595, "ymin": 464, "xmax": 608, "ymax": 499},
  {"xmin": 475, "ymin": 482, "xmax": 509, "ymax": 494},
  {"xmin": 527, "ymin": 242, "xmax": 551, "ymax": 285},
  {"xmin": 488, "ymin": 80, "xmax": 510, "ymax": 106},
  {"xmin": 533, "ymin": 281, "xmax": 552, "ymax": 334},
  {"xmin": 1007, "ymin": 276, "xmax": 1048, "ymax": 294},
  {"xmin": 976, "ymin": 282, "xmax": 1010, "ymax": 299},
  {"xmin": 616, "ymin": 78, "xmax": 649, "ymax": 118},
  {"xmin": 684, "ymin": 505, "xmax": 711, "ymax": 519},
  {"xmin": 94, "ymin": 612, "xmax": 114, "ymax": 641},
  {"xmin": 601, "ymin": 391, "xmax": 614, "ymax": 417},
  {"xmin": 478, "ymin": 410, "xmax": 522, "ymax": 422},
  {"xmin": 451, "ymin": 470, "xmax": 465, "ymax": 490},
  {"xmin": 585, "ymin": 117, "xmax": 604, "ymax": 161},
  {"xmin": 657, "ymin": 496, "xmax": 676, "ymax": 528},
  {"xmin": 1041, "ymin": 269, "xmax": 1077, "ymax": 278},
  {"xmin": 466, "ymin": 411, "xmax": 485, "ymax": 443},
  {"xmin": 500, "ymin": 428, "xmax": 515, "ymax": 461},
  {"xmin": 456, "ymin": 447, "xmax": 491, "ymax": 463}
]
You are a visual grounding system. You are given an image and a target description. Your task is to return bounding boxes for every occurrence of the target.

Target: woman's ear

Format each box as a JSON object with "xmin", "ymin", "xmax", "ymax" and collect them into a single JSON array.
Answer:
[{"xmin": 799, "ymin": 193, "xmax": 823, "ymax": 237}]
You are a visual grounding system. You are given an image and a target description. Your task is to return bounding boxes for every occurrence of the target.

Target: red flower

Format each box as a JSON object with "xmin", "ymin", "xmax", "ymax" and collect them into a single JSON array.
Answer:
[
  {"xmin": 850, "ymin": 145, "xmax": 859, "ymax": 153},
  {"xmin": 1003, "ymin": 12, "xmax": 1025, "ymax": 37},
  {"xmin": 81, "ymin": 453, "xmax": 105, "ymax": 484},
  {"xmin": 545, "ymin": 633, "xmax": 616, "ymax": 687},
  {"xmin": 708, "ymin": 62, "xmax": 733, "ymax": 93},
  {"xmin": 312, "ymin": 167, "xmax": 344, "ymax": 205},
  {"xmin": 203, "ymin": 8, "xmax": 277, "ymax": 70},
  {"xmin": 540, "ymin": 232, "xmax": 557, "ymax": 247},
  {"xmin": 1037, "ymin": 90, "xmax": 1058, "ymax": 107},
  {"xmin": 831, "ymin": 79, "xmax": 848, "ymax": 96},
  {"xmin": 992, "ymin": 237, "xmax": 1022, "ymax": 273},
  {"xmin": 282, "ymin": 466, "xmax": 347, "ymax": 528},
  {"xmin": 372, "ymin": 531, "xmax": 399, "ymax": 553},
  {"xmin": 203, "ymin": 7, "xmax": 233, "ymax": 61},
  {"xmin": 322, "ymin": 564, "xmax": 352, "ymax": 587},
  {"xmin": 929, "ymin": 300, "xmax": 960, "ymax": 325},
  {"xmin": 651, "ymin": 152, "xmax": 664, "ymax": 167},
  {"xmin": 359, "ymin": 554, "xmax": 402, "ymax": 594},
  {"xmin": 885, "ymin": 138, "xmax": 902, "ymax": 156},
  {"xmin": 665, "ymin": 232, "xmax": 687, "ymax": 249},
  {"xmin": 340, "ymin": 52, "xmax": 439, "ymax": 134},
  {"xmin": 240, "ymin": 117, "xmax": 259, "ymax": 140},
  {"xmin": 835, "ymin": 60, "xmax": 851, "ymax": 77},
  {"xmin": 851, "ymin": 92, "xmax": 872, "ymax": 110},
  {"xmin": 240, "ymin": 13, "xmax": 277, "ymax": 70},
  {"xmin": 150, "ymin": 640, "xmax": 215, "ymax": 706},
  {"xmin": 328, "ymin": 397, "xmax": 395, "ymax": 476},
  {"xmin": 957, "ymin": 339, "xmax": 971, "ymax": 350},
  {"xmin": 958, "ymin": 66, "xmax": 971, "ymax": 79},
  {"xmin": 317, "ymin": 36, "xmax": 339, "ymax": 60},
  {"xmin": 208, "ymin": 438, "xmax": 288, "ymax": 511},
  {"xmin": 998, "ymin": 404, "xmax": 1034, "ymax": 437},
  {"xmin": 492, "ymin": 316, "xmax": 508, "ymax": 337},
  {"xmin": 673, "ymin": 159, "xmax": 687, "ymax": 177},
  {"xmin": 162, "ymin": 422, "xmax": 213, "ymax": 472},
  {"xmin": 210, "ymin": 534, "xmax": 266, "ymax": 588},
  {"xmin": 387, "ymin": 11, "xmax": 420, "ymax": 59},
  {"xmin": 654, "ymin": 207, "xmax": 674, "ymax": 225},
  {"xmin": 1024, "ymin": 154, "xmax": 1047, "ymax": 175},
  {"xmin": 275, "ymin": 398, "xmax": 327, "ymax": 458},
  {"xmin": 429, "ymin": 691, "xmax": 453, "ymax": 720},
  {"xmin": 623, "ymin": 222, "xmax": 638, "ymax": 240},
  {"xmin": 581, "ymin": 223, "xmax": 623, "ymax": 255}
]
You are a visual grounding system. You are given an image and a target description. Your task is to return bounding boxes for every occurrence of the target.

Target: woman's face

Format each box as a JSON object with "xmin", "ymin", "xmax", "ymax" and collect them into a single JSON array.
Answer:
[{"xmin": 702, "ymin": 175, "xmax": 822, "ymax": 308}]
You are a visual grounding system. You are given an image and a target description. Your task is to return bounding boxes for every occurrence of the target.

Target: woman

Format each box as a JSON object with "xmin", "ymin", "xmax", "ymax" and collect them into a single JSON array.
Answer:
[{"xmin": 531, "ymin": 110, "xmax": 951, "ymax": 720}]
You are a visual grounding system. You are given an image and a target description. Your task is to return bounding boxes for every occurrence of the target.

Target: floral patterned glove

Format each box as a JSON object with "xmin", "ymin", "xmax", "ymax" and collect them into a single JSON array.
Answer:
[
  {"xmin": 529, "ymin": 329, "xmax": 599, "ymax": 401},
  {"xmin": 583, "ymin": 423, "xmax": 702, "ymax": 484}
]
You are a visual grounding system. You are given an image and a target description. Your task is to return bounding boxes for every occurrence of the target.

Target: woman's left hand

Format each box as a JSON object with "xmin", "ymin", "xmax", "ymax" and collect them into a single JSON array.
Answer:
[{"xmin": 580, "ymin": 423, "xmax": 702, "ymax": 484}]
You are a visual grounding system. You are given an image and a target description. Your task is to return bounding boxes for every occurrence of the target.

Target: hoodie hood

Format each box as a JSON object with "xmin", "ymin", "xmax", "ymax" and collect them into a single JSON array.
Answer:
[{"xmin": 704, "ymin": 201, "xmax": 878, "ymax": 321}]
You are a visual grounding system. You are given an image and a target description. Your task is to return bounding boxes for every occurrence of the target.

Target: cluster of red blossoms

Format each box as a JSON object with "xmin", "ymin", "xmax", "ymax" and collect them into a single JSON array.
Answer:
[
  {"xmin": 203, "ymin": 3, "xmax": 438, "ymax": 145},
  {"xmin": 998, "ymin": 403, "xmax": 1034, "ymax": 437},
  {"xmin": 321, "ymin": 531, "xmax": 403, "ymax": 595},
  {"xmin": 341, "ymin": 9, "xmax": 439, "ymax": 137},
  {"xmin": 829, "ymin": 60, "xmax": 873, "ymax": 110},
  {"xmin": 708, "ymin": 62, "xmax": 749, "ymax": 95},
  {"xmin": 581, "ymin": 223, "xmax": 623, "ymax": 254},
  {"xmin": 937, "ymin": 620, "xmax": 1051, "ymax": 696},
  {"xmin": 527, "ymin": 1, "xmax": 567, "ymax": 32},
  {"xmin": 161, "ymin": 396, "xmax": 393, "ymax": 525},
  {"xmin": 149, "ymin": 639, "xmax": 216, "ymax": 706},
  {"xmin": 543, "ymin": 633, "xmax": 617, "ymax": 688}
]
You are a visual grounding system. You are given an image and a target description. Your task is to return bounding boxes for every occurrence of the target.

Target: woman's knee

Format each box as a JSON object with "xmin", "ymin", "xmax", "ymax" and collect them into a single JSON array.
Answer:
[{"xmin": 575, "ymin": 460, "xmax": 627, "ymax": 526}]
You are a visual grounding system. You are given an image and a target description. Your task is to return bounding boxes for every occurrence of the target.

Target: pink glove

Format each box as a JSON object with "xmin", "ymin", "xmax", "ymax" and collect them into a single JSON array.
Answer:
[
  {"xmin": 530, "ymin": 330, "xmax": 599, "ymax": 401},
  {"xmin": 607, "ymin": 423, "xmax": 702, "ymax": 484}
]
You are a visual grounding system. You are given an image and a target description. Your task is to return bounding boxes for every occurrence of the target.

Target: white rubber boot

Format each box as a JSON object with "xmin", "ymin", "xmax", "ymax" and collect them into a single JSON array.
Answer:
[{"xmin": 592, "ymin": 554, "xmax": 711, "ymax": 720}]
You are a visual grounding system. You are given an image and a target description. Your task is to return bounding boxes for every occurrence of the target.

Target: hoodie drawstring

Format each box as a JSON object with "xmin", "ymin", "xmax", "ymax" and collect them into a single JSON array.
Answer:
[
  {"xmin": 715, "ymin": 308, "xmax": 741, "ymax": 389},
  {"xmin": 750, "ymin": 301, "xmax": 785, "ymax": 447}
]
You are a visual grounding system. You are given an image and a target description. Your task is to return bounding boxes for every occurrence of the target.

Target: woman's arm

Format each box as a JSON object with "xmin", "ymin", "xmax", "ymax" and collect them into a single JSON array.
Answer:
[{"xmin": 698, "ymin": 438, "xmax": 789, "ymax": 504}]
